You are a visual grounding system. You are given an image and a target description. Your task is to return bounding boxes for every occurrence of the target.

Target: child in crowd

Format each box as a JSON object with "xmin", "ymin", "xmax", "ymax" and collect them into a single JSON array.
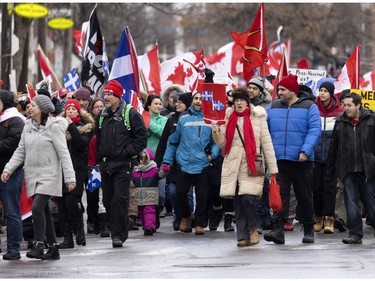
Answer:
[{"xmin": 131, "ymin": 148, "xmax": 168, "ymax": 236}]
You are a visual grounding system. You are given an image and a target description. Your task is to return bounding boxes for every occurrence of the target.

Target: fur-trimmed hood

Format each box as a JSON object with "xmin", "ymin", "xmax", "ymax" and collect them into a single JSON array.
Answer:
[
  {"xmin": 161, "ymin": 84, "xmax": 185, "ymax": 108},
  {"xmin": 60, "ymin": 109, "xmax": 95, "ymax": 140}
]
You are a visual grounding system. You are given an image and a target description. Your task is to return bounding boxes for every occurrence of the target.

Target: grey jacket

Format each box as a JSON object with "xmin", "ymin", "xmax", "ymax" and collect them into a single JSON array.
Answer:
[{"xmin": 4, "ymin": 116, "xmax": 76, "ymax": 198}]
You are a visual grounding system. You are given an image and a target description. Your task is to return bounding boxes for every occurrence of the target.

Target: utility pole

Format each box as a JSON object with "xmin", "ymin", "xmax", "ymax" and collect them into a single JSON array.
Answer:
[{"xmin": 1, "ymin": 4, "xmax": 12, "ymax": 89}]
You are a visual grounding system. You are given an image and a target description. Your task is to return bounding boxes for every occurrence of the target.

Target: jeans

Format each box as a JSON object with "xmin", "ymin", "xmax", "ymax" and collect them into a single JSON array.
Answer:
[
  {"xmin": 101, "ymin": 166, "xmax": 131, "ymax": 242},
  {"xmin": 168, "ymin": 182, "xmax": 194, "ymax": 222},
  {"xmin": 234, "ymin": 195, "xmax": 262, "ymax": 241},
  {"xmin": 256, "ymin": 177, "xmax": 271, "ymax": 225},
  {"xmin": 343, "ymin": 172, "xmax": 375, "ymax": 237},
  {"xmin": 0, "ymin": 168, "xmax": 23, "ymax": 252}
]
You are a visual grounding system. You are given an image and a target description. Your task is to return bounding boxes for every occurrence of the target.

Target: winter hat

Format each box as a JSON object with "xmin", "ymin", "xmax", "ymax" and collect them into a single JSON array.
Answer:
[
  {"xmin": 319, "ymin": 81, "xmax": 335, "ymax": 96},
  {"xmin": 278, "ymin": 74, "xmax": 299, "ymax": 94},
  {"xmin": 64, "ymin": 99, "xmax": 81, "ymax": 113},
  {"xmin": 58, "ymin": 88, "xmax": 69, "ymax": 98},
  {"xmin": 0, "ymin": 90, "xmax": 16, "ymax": 110},
  {"xmin": 103, "ymin": 80, "xmax": 123, "ymax": 99},
  {"xmin": 141, "ymin": 148, "xmax": 155, "ymax": 163},
  {"xmin": 74, "ymin": 87, "xmax": 91, "ymax": 100},
  {"xmin": 174, "ymin": 92, "xmax": 192, "ymax": 109},
  {"xmin": 231, "ymin": 88, "xmax": 250, "ymax": 105},
  {"xmin": 247, "ymin": 76, "xmax": 264, "ymax": 92},
  {"xmin": 34, "ymin": 94, "xmax": 55, "ymax": 114}
]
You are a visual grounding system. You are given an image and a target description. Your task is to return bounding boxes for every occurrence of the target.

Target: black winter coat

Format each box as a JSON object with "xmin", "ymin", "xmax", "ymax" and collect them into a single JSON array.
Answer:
[
  {"xmin": 326, "ymin": 107, "xmax": 375, "ymax": 182},
  {"xmin": 96, "ymin": 101, "xmax": 147, "ymax": 174},
  {"xmin": 0, "ymin": 116, "xmax": 25, "ymax": 172}
]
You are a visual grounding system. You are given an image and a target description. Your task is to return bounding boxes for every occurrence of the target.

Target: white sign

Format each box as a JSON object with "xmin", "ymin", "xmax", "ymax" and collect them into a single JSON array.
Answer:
[
  {"xmin": 288, "ymin": 68, "xmax": 327, "ymax": 84},
  {"xmin": 9, "ymin": 72, "xmax": 16, "ymax": 93}
]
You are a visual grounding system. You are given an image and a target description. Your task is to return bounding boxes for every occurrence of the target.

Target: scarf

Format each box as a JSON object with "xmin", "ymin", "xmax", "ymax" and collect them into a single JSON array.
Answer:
[
  {"xmin": 224, "ymin": 107, "xmax": 257, "ymax": 175},
  {"xmin": 71, "ymin": 116, "xmax": 81, "ymax": 124}
]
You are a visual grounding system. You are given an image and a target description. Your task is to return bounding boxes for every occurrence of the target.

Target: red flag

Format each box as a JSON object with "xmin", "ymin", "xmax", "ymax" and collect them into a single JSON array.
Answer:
[
  {"xmin": 138, "ymin": 44, "xmax": 161, "ymax": 95},
  {"xmin": 231, "ymin": 4, "xmax": 268, "ymax": 82},
  {"xmin": 25, "ymin": 84, "xmax": 37, "ymax": 100},
  {"xmin": 197, "ymin": 83, "xmax": 227, "ymax": 125},
  {"xmin": 296, "ymin": 58, "xmax": 309, "ymax": 69},
  {"xmin": 73, "ymin": 21, "xmax": 88, "ymax": 57},
  {"xmin": 37, "ymin": 44, "xmax": 53, "ymax": 85},
  {"xmin": 264, "ymin": 39, "xmax": 290, "ymax": 76},
  {"xmin": 334, "ymin": 44, "xmax": 360, "ymax": 94},
  {"xmin": 359, "ymin": 71, "xmax": 375, "ymax": 90},
  {"xmin": 20, "ymin": 181, "xmax": 33, "ymax": 220},
  {"xmin": 272, "ymin": 51, "xmax": 288, "ymax": 100}
]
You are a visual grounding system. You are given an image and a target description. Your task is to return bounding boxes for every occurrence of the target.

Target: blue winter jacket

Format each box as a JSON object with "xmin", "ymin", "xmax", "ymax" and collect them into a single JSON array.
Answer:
[
  {"xmin": 162, "ymin": 105, "xmax": 220, "ymax": 174},
  {"xmin": 267, "ymin": 97, "xmax": 321, "ymax": 162}
]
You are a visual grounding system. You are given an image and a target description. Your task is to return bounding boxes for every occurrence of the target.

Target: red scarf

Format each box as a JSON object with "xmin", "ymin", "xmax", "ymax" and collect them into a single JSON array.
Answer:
[
  {"xmin": 224, "ymin": 107, "xmax": 257, "ymax": 175},
  {"xmin": 71, "ymin": 116, "xmax": 81, "ymax": 124}
]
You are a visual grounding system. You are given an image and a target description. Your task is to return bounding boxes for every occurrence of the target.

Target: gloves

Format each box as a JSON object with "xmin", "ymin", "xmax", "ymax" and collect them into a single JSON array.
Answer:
[{"xmin": 162, "ymin": 163, "xmax": 170, "ymax": 173}]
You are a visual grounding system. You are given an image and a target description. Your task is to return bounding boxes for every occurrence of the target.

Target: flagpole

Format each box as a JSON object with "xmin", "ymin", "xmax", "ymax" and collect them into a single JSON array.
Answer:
[{"xmin": 37, "ymin": 44, "xmax": 62, "ymax": 89}]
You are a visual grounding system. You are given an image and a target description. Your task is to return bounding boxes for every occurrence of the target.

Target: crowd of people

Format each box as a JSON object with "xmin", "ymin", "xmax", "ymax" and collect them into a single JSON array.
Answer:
[{"xmin": 0, "ymin": 70, "xmax": 374, "ymax": 261}]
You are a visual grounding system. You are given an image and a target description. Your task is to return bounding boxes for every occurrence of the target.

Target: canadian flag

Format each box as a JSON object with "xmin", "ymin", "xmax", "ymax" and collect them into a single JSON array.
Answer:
[
  {"xmin": 160, "ymin": 50, "xmax": 205, "ymax": 92},
  {"xmin": 359, "ymin": 71, "xmax": 375, "ymax": 90},
  {"xmin": 138, "ymin": 44, "xmax": 162, "ymax": 95},
  {"xmin": 334, "ymin": 44, "xmax": 360, "ymax": 94},
  {"xmin": 264, "ymin": 39, "xmax": 290, "ymax": 76},
  {"xmin": 37, "ymin": 44, "xmax": 53, "ymax": 85},
  {"xmin": 73, "ymin": 21, "xmax": 89, "ymax": 57},
  {"xmin": 205, "ymin": 42, "xmax": 244, "ymax": 77},
  {"xmin": 25, "ymin": 84, "xmax": 37, "ymax": 100}
]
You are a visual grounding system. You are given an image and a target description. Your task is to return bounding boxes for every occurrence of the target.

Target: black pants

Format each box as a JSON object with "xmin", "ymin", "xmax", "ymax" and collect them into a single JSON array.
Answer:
[
  {"xmin": 176, "ymin": 170, "xmax": 209, "ymax": 227},
  {"xmin": 234, "ymin": 194, "xmax": 261, "ymax": 241},
  {"xmin": 101, "ymin": 166, "xmax": 131, "ymax": 242},
  {"xmin": 272, "ymin": 168, "xmax": 314, "ymax": 225},
  {"xmin": 32, "ymin": 194, "xmax": 57, "ymax": 244},
  {"xmin": 313, "ymin": 162, "xmax": 336, "ymax": 217},
  {"xmin": 86, "ymin": 188, "xmax": 99, "ymax": 224}
]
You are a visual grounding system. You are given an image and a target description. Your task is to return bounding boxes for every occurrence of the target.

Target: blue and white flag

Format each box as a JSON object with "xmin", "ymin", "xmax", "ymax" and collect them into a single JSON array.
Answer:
[
  {"xmin": 87, "ymin": 166, "xmax": 101, "ymax": 192},
  {"xmin": 108, "ymin": 26, "xmax": 139, "ymax": 104},
  {"xmin": 63, "ymin": 68, "xmax": 81, "ymax": 92},
  {"xmin": 212, "ymin": 100, "xmax": 225, "ymax": 110},
  {"xmin": 201, "ymin": 90, "xmax": 213, "ymax": 101}
]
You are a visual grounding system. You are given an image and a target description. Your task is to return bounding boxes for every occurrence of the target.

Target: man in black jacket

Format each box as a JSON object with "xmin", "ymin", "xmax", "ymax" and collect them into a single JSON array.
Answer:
[
  {"xmin": 0, "ymin": 90, "xmax": 26, "ymax": 260},
  {"xmin": 96, "ymin": 81, "xmax": 147, "ymax": 248},
  {"xmin": 326, "ymin": 92, "xmax": 375, "ymax": 244}
]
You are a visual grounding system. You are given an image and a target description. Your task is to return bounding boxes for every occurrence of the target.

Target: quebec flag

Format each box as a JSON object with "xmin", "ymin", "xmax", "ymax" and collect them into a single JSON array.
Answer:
[
  {"xmin": 87, "ymin": 166, "xmax": 101, "ymax": 192},
  {"xmin": 63, "ymin": 68, "xmax": 81, "ymax": 92},
  {"xmin": 108, "ymin": 26, "xmax": 139, "ymax": 104}
]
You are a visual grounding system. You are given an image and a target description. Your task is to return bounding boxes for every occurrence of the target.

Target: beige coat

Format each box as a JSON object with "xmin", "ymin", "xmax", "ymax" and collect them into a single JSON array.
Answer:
[
  {"xmin": 3, "ymin": 116, "xmax": 76, "ymax": 198},
  {"xmin": 216, "ymin": 105, "xmax": 278, "ymax": 198}
]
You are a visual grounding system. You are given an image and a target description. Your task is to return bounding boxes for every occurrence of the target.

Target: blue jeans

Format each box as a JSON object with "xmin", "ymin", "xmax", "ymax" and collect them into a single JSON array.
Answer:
[
  {"xmin": 168, "ymin": 182, "xmax": 194, "ymax": 222},
  {"xmin": 343, "ymin": 172, "xmax": 375, "ymax": 237},
  {"xmin": 0, "ymin": 168, "xmax": 23, "ymax": 252}
]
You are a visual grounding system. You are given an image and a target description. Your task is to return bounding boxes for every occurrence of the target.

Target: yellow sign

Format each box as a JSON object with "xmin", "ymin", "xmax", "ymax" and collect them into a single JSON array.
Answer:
[
  {"xmin": 351, "ymin": 89, "xmax": 375, "ymax": 111},
  {"xmin": 14, "ymin": 3, "xmax": 48, "ymax": 19},
  {"xmin": 48, "ymin": 18, "xmax": 74, "ymax": 30}
]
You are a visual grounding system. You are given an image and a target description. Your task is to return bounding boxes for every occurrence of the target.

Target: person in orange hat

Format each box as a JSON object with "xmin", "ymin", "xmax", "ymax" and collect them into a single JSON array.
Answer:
[
  {"xmin": 264, "ymin": 74, "xmax": 321, "ymax": 245},
  {"xmin": 96, "ymin": 80, "xmax": 147, "ymax": 248}
]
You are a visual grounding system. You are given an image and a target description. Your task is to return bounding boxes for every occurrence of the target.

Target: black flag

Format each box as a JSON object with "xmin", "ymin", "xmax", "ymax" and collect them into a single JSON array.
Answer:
[{"xmin": 81, "ymin": 7, "xmax": 105, "ymax": 94}]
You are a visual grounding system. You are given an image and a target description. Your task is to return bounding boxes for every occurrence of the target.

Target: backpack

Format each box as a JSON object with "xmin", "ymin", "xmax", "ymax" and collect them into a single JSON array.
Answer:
[{"xmin": 98, "ymin": 104, "xmax": 132, "ymax": 130}]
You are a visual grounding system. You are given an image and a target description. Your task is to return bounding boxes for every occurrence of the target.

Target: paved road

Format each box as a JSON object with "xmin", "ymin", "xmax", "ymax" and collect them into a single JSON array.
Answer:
[{"xmin": 1, "ymin": 215, "xmax": 375, "ymax": 279}]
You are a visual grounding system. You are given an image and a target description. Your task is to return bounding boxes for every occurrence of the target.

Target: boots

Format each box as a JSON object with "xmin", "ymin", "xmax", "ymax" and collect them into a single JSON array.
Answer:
[
  {"xmin": 314, "ymin": 216, "xmax": 324, "ymax": 232},
  {"xmin": 323, "ymin": 216, "xmax": 334, "ymax": 234},
  {"xmin": 74, "ymin": 222, "xmax": 86, "ymax": 246},
  {"xmin": 42, "ymin": 243, "xmax": 60, "ymax": 260},
  {"xmin": 98, "ymin": 213, "xmax": 111, "ymax": 237},
  {"xmin": 26, "ymin": 241, "xmax": 44, "ymax": 259},
  {"xmin": 179, "ymin": 216, "xmax": 192, "ymax": 233},
  {"xmin": 264, "ymin": 220, "xmax": 285, "ymax": 244},
  {"xmin": 59, "ymin": 222, "xmax": 74, "ymax": 249},
  {"xmin": 302, "ymin": 224, "xmax": 315, "ymax": 243},
  {"xmin": 224, "ymin": 214, "xmax": 235, "ymax": 232},
  {"xmin": 249, "ymin": 229, "xmax": 259, "ymax": 245}
]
